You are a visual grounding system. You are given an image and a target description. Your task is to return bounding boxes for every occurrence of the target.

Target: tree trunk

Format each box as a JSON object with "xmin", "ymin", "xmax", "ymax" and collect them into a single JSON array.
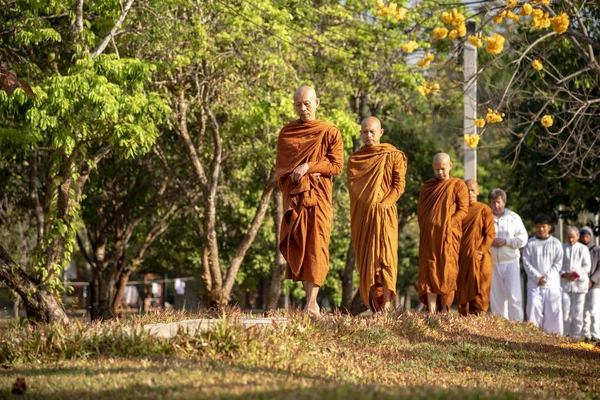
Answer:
[
  {"xmin": 265, "ymin": 188, "xmax": 285, "ymax": 310},
  {"xmin": 0, "ymin": 243, "xmax": 68, "ymax": 323},
  {"xmin": 350, "ymin": 289, "xmax": 368, "ymax": 316},
  {"xmin": 91, "ymin": 266, "xmax": 113, "ymax": 320},
  {"xmin": 110, "ymin": 267, "xmax": 132, "ymax": 316}
]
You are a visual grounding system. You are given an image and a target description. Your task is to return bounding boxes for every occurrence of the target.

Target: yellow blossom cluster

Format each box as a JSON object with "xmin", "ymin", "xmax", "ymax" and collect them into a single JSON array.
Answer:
[
  {"xmin": 519, "ymin": 3, "xmax": 532, "ymax": 16},
  {"xmin": 440, "ymin": 9, "xmax": 467, "ymax": 37},
  {"xmin": 417, "ymin": 53, "xmax": 435, "ymax": 68},
  {"xmin": 486, "ymin": 33, "xmax": 505, "ymax": 55},
  {"xmin": 417, "ymin": 82, "xmax": 440, "ymax": 96},
  {"xmin": 402, "ymin": 40, "xmax": 419, "ymax": 53},
  {"xmin": 376, "ymin": 0, "xmax": 408, "ymax": 21},
  {"xmin": 433, "ymin": 27, "xmax": 448, "ymax": 40},
  {"xmin": 532, "ymin": 9, "xmax": 551, "ymax": 29},
  {"xmin": 486, "ymin": 108, "xmax": 505, "ymax": 123},
  {"xmin": 464, "ymin": 134, "xmax": 480, "ymax": 148},
  {"xmin": 505, "ymin": 0, "xmax": 518, "ymax": 9},
  {"xmin": 532, "ymin": 59, "xmax": 543, "ymax": 71},
  {"xmin": 494, "ymin": 10, "xmax": 507, "ymax": 23},
  {"xmin": 468, "ymin": 35, "xmax": 483, "ymax": 48},
  {"xmin": 541, "ymin": 115, "xmax": 553, "ymax": 127},
  {"xmin": 507, "ymin": 11, "xmax": 520, "ymax": 22},
  {"xmin": 550, "ymin": 12, "xmax": 569, "ymax": 34},
  {"xmin": 474, "ymin": 118, "xmax": 486, "ymax": 128},
  {"xmin": 530, "ymin": 0, "xmax": 550, "ymax": 5}
]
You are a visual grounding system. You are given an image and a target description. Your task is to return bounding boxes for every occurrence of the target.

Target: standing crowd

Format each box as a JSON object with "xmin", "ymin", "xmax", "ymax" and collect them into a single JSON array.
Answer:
[{"xmin": 276, "ymin": 86, "xmax": 600, "ymax": 342}]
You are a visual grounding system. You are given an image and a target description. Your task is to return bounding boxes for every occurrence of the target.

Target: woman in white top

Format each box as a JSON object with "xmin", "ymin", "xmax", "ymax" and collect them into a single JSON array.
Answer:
[{"xmin": 561, "ymin": 226, "xmax": 592, "ymax": 339}]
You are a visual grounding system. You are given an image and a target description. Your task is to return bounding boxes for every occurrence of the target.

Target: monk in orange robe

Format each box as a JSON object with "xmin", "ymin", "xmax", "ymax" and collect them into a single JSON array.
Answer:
[
  {"xmin": 457, "ymin": 179, "xmax": 495, "ymax": 315},
  {"xmin": 417, "ymin": 153, "xmax": 469, "ymax": 313},
  {"xmin": 276, "ymin": 86, "xmax": 344, "ymax": 317},
  {"xmin": 348, "ymin": 117, "xmax": 407, "ymax": 313}
]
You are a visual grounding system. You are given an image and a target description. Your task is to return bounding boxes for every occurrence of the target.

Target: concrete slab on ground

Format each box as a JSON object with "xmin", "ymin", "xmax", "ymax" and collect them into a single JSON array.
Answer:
[{"xmin": 140, "ymin": 318, "xmax": 288, "ymax": 338}]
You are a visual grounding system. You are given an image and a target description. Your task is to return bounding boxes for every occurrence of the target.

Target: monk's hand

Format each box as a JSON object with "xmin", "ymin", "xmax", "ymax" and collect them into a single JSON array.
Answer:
[
  {"xmin": 291, "ymin": 163, "xmax": 310, "ymax": 183},
  {"xmin": 562, "ymin": 272, "xmax": 575, "ymax": 282},
  {"xmin": 590, "ymin": 281, "xmax": 594, "ymax": 289},
  {"xmin": 538, "ymin": 276, "xmax": 547, "ymax": 286},
  {"xmin": 492, "ymin": 238, "xmax": 507, "ymax": 247}
]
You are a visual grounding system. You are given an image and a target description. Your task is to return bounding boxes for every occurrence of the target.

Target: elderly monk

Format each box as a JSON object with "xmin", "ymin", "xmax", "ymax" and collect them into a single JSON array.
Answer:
[
  {"xmin": 276, "ymin": 86, "xmax": 344, "ymax": 317},
  {"xmin": 348, "ymin": 117, "xmax": 407, "ymax": 313},
  {"xmin": 456, "ymin": 180, "xmax": 495, "ymax": 316},
  {"xmin": 417, "ymin": 153, "xmax": 469, "ymax": 313}
]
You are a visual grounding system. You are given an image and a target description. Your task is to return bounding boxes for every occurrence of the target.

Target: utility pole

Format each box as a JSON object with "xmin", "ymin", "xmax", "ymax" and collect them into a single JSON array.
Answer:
[{"xmin": 463, "ymin": 20, "xmax": 477, "ymax": 181}]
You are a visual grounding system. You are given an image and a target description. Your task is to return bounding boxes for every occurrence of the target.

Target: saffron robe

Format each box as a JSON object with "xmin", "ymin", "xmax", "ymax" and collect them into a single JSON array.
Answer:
[
  {"xmin": 417, "ymin": 177, "xmax": 469, "ymax": 309},
  {"xmin": 457, "ymin": 202, "xmax": 495, "ymax": 315},
  {"xmin": 348, "ymin": 144, "xmax": 407, "ymax": 311},
  {"xmin": 276, "ymin": 119, "xmax": 344, "ymax": 286}
]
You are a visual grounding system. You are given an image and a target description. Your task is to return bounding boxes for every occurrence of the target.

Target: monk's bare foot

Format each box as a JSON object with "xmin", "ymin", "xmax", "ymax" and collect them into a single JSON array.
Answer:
[{"xmin": 304, "ymin": 305, "xmax": 322, "ymax": 319}]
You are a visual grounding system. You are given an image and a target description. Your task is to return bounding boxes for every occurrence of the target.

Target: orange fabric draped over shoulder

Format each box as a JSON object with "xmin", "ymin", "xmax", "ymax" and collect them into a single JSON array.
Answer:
[
  {"xmin": 417, "ymin": 177, "xmax": 469, "ymax": 309},
  {"xmin": 457, "ymin": 202, "xmax": 495, "ymax": 315},
  {"xmin": 276, "ymin": 119, "xmax": 344, "ymax": 286},
  {"xmin": 348, "ymin": 144, "xmax": 407, "ymax": 311}
]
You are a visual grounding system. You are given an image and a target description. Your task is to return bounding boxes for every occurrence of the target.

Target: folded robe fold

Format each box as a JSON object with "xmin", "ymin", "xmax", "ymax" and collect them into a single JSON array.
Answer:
[
  {"xmin": 417, "ymin": 177, "xmax": 469, "ymax": 308},
  {"xmin": 457, "ymin": 202, "xmax": 495, "ymax": 314},
  {"xmin": 348, "ymin": 143, "xmax": 407, "ymax": 311},
  {"xmin": 276, "ymin": 119, "xmax": 344, "ymax": 286}
]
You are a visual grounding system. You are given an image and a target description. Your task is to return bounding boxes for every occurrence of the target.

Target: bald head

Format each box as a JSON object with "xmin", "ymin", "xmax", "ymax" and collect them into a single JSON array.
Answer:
[
  {"xmin": 293, "ymin": 86, "xmax": 320, "ymax": 122},
  {"xmin": 466, "ymin": 179, "xmax": 479, "ymax": 205},
  {"xmin": 360, "ymin": 117, "xmax": 384, "ymax": 147},
  {"xmin": 432, "ymin": 152, "xmax": 452, "ymax": 181}
]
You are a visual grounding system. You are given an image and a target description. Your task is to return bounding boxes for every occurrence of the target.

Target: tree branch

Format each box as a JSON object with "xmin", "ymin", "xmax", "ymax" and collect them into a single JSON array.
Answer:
[{"xmin": 90, "ymin": 0, "xmax": 136, "ymax": 58}]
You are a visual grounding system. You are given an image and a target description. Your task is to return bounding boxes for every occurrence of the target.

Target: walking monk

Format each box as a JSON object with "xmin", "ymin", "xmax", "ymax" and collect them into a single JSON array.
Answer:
[
  {"xmin": 348, "ymin": 117, "xmax": 407, "ymax": 312},
  {"xmin": 276, "ymin": 86, "xmax": 344, "ymax": 317},
  {"xmin": 417, "ymin": 153, "xmax": 469, "ymax": 312},
  {"xmin": 457, "ymin": 179, "xmax": 495, "ymax": 315}
]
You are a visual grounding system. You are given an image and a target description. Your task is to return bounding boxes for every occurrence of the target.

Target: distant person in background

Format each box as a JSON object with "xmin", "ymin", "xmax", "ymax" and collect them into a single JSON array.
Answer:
[
  {"xmin": 561, "ymin": 226, "xmax": 591, "ymax": 340},
  {"xmin": 456, "ymin": 180, "xmax": 495, "ymax": 316},
  {"xmin": 488, "ymin": 188, "xmax": 528, "ymax": 322},
  {"xmin": 581, "ymin": 226, "xmax": 600, "ymax": 343},
  {"xmin": 522, "ymin": 215, "xmax": 564, "ymax": 335}
]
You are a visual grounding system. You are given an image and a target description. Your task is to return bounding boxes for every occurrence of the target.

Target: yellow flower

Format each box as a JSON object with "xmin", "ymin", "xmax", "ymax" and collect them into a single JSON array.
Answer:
[
  {"xmin": 417, "ymin": 82, "xmax": 440, "ymax": 96},
  {"xmin": 433, "ymin": 27, "xmax": 449, "ymax": 40},
  {"xmin": 520, "ymin": 3, "xmax": 533, "ymax": 16},
  {"xmin": 486, "ymin": 33, "xmax": 505, "ymax": 55},
  {"xmin": 417, "ymin": 85, "xmax": 427, "ymax": 96},
  {"xmin": 507, "ymin": 11, "xmax": 520, "ymax": 22},
  {"xmin": 541, "ymin": 115, "xmax": 553, "ymax": 128},
  {"xmin": 486, "ymin": 108, "xmax": 505, "ymax": 123},
  {"xmin": 402, "ymin": 40, "xmax": 419, "ymax": 53},
  {"xmin": 468, "ymin": 35, "xmax": 483, "ymax": 48},
  {"xmin": 441, "ymin": 12, "xmax": 454, "ymax": 25},
  {"xmin": 538, "ymin": 0, "xmax": 550, "ymax": 5},
  {"xmin": 532, "ymin": 59, "xmax": 543, "ymax": 71},
  {"xmin": 474, "ymin": 118, "xmax": 486, "ymax": 128},
  {"xmin": 551, "ymin": 12, "xmax": 569, "ymax": 34},
  {"xmin": 506, "ymin": 0, "xmax": 518, "ymax": 9},
  {"xmin": 377, "ymin": 2, "xmax": 408, "ymax": 21},
  {"xmin": 457, "ymin": 24, "xmax": 467, "ymax": 37},
  {"xmin": 417, "ymin": 53, "xmax": 435, "ymax": 68},
  {"xmin": 448, "ymin": 29, "xmax": 458, "ymax": 39},
  {"xmin": 464, "ymin": 134, "xmax": 480, "ymax": 148},
  {"xmin": 494, "ymin": 10, "xmax": 507, "ymax": 23},
  {"xmin": 451, "ymin": 9, "xmax": 465, "ymax": 29},
  {"xmin": 532, "ymin": 9, "xmax": 551, "ymax": 29}
]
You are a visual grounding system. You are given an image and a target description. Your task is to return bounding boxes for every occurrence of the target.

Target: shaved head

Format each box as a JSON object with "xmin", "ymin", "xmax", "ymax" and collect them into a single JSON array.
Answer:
[
  {"xmin": 432, "ymin": 152, "xmax": 452, "ymax": 181},
  {"xmin": 466, "ymin": 179, "xmax": 479, "ymax": 204},
  {"xmin": 293, "ymin": 86, "xmax": 320, "ymax": 122},
  {"xmin": 360, "ymin": 116, "xmax": 384, "ymax": 147}
]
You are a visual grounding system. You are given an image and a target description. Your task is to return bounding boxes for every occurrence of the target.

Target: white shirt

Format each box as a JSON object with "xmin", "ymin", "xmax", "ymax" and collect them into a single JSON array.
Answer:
[
  {"xmin": 561, "ymin": 242, "xmax": 591, "ymax": 293},
  {"xmin": 492, "ymin": 208, "xmax": 528, "ymax": 265},
  {"xmin": 522, "ymin": 236, "xmax": 563, "ymax": 288}
]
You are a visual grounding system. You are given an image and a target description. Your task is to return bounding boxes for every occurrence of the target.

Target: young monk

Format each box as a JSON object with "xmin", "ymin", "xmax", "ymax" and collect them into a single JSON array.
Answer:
[
  {"xmin": 417, "ymin": 153, "xmax": 469, "ymax": 313},
  {"xmin": 276, "ymin": 86, "xmax": 344, "ymax": 317},
  {"xmin": 347, "ymin": 117, "xmax": 407, "ymax": 313},
  {"xmin": 522, "ymin": 215, "xmax": 564, "ymax": 335},
  {"xmin": 561, "ymin": 226, "xmax": 591, "ymax": 339},
  {"xmin": 456, "ymin": 179, "xmax": 495, "ymax": 316}
]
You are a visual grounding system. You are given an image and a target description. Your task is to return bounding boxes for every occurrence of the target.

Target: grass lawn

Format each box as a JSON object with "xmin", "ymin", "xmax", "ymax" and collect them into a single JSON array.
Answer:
[{"xmin": 0, "ymin": 310, "xmax": 598, "ymax": 399}]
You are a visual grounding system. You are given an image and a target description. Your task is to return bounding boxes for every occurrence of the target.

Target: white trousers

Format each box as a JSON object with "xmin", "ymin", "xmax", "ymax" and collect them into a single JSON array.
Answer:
[
  {"xmin": 490, "ymin": 262, "xmax": 524, "ymax": 322},
  {"xmin": 583, "ymin": 287, "xmax": 600, "ymax": 340},
  {"xmin": 527, "ymin": 286, "xmax": 563, "ymax": 335},
  {"xmin": 562, "ymin": 291, "xmax": 586, "ymax": 339}
]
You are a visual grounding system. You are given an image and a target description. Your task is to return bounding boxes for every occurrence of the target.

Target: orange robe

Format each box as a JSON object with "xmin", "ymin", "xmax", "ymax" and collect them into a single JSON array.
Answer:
[
  {"xmin": 417, "ymin": 177, "xmax": 469, "ymax": 310},
  {"xmin": 276, "ymin": 119, "xmax": 344, "ymax": 286},
  {"xmin": 348, "ymin": 144, "xmax": 407, "ymax": 311},
  {"xmin": 457, "ymin": 202, "xmax": 495, "ymax": 315}
]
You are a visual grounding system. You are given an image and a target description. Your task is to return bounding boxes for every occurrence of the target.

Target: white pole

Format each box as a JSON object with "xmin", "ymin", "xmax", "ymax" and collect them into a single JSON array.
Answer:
[{"xmin": 463, "ymin": 20, "xmax": 477, "ymax": 181}]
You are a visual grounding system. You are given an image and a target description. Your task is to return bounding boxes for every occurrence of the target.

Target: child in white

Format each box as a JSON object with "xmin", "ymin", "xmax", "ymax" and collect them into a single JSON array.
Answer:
[
  {"xmin": 561, "ymin": 226, "xmax": 591, "ymax": 339},
  {"xmin": 522, "ymin": 216, "xmax": 564, "ymax": 335}
]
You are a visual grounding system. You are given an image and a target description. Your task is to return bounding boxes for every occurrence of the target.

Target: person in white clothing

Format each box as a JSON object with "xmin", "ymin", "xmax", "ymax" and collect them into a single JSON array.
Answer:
[
  {"xmin": 581, "ymin": 226, "xmax": 600, "ymax": 343},
  {"xmin": 488, "ymin": 188, "xmax": 528, "ymax": 322},
  {"xmin": 560, "ymin": 226, "xmax": 591, "ymax": 339},
  {"xmin": 523, "ymin": 215, "xmax": 564, "ymax": 335}
]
